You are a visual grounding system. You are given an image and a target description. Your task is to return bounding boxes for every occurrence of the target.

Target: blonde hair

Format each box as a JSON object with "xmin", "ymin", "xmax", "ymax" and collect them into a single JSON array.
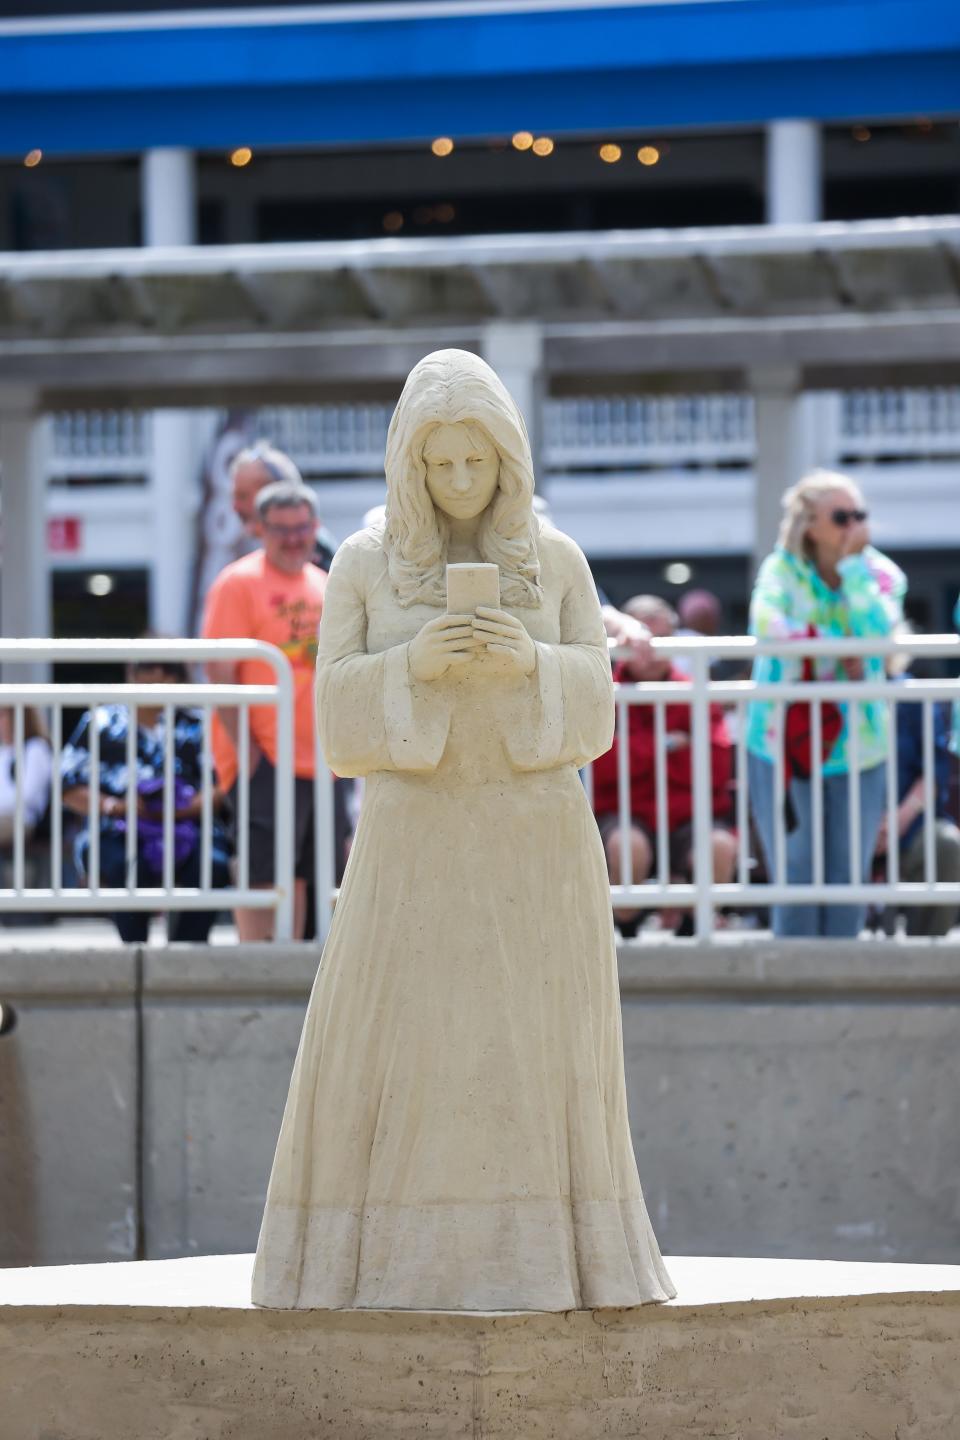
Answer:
[
  {"xmin": 382, "ymin": 349, "xmax": 542, "ymax": 608},
  {"xmin": 778, "ymin": 469, "xmax": 866, "ymax": 560}
]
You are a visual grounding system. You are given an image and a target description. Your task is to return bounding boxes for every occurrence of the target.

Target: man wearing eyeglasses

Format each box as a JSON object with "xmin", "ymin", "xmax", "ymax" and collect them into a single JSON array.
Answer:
[
  {"xmin": 202, "ymin": 480, "xmax": 326, "ymax": 940},
  {"xmin": 230, "ymin": 440, "xmax": 337, "ymax": 572}
]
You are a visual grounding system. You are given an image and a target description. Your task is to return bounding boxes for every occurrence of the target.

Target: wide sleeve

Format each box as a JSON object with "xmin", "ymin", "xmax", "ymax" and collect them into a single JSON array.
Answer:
[
  {"xmin": 837, "ymin": 547, "xmax": 905, "ymax": 636},
  {"xmin": 314, "ymin": 544, "xmax": 451, "ymax": 778},
  {"xmin": 503, "ymin": 541, "xmax": 615, "ymax": 772},
  {"xmin": 749, "ymin": 551, "xmax": 809, "ymax": 640}
]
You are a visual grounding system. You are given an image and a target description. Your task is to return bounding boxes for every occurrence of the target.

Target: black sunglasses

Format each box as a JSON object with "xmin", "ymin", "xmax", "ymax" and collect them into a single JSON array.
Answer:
[{"xmin": 831, "ymin": 508, "xmax": 868, "ymax": 527}]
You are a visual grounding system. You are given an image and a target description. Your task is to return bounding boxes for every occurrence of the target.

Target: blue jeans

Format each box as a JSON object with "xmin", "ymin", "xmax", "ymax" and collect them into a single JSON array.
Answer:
[{"xmin": 747, "ymin": 753, "xmax": 886, "ymax": 938}]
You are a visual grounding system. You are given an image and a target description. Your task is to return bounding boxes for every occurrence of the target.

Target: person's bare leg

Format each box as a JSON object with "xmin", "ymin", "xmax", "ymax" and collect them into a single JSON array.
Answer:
[
  {"xmin": 236, "ymin": 878, "xmax": 309, "ymax": 942},
  {"xmin": 709, "ymin": 829, "xmax": 739, "ymax": 927},
  {"xmin": 603, "ymin": 825, "xmax": 652, "ymax": 927},
  {"xmin": 711, "ymin": 829, "xmax": 738, "ymax": 885},
  {"xmin": 235, "ymin": 891, "xmax": 276, "ymax": 942},
  {"xmin": 293, "ymin": 879, "xmax": 308, "ymax": 941}
]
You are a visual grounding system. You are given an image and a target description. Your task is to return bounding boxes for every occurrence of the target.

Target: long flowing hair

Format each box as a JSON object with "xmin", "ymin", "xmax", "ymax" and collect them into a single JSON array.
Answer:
[
  {"xmin": 778, "ymin": 468, "xmax": 866, "ymax": 561},
  {"xmin": 382, "ymin": 349, "xmax": 543, "ymax": 608}
]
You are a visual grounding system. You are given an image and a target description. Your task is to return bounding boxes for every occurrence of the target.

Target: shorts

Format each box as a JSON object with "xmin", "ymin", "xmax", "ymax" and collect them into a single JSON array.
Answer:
[
  {"xmin": 229, "ymin": 757, "xmax": 315, "ymax": 886},
  {"xmin": 596, "ymin": 813, "xmax": 734, "ymax": 878}
]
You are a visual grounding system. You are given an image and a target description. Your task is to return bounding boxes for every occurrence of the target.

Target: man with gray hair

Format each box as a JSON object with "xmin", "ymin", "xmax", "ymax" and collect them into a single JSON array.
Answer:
[
  {"xmin": 202, "ymin": 480, "xmax": 327, "ymax": 940},
  {"xmin": 230, "ymin": 439, "xmax": 336, "ymax": 571}
]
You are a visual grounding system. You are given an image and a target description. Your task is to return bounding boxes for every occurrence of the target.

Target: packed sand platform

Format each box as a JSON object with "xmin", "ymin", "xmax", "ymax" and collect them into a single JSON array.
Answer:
[{"xmin": 2, "ymin": 1253, "xmax": 959, "ymax": 1438}]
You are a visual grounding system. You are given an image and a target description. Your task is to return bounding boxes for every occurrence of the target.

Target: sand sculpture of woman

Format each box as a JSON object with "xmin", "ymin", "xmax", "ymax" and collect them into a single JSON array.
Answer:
[{"xmin": 252, "ymin": 349, "xmax": 675, "ymax": 1311}]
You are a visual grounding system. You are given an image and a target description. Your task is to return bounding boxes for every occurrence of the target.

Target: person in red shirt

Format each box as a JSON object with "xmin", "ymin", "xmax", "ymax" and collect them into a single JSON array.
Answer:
[
  {"xmin": 592, "ymin": 601, "xmax": 736, "ymax": 934},
  {"xmin": 202, "ymin": 480, "xmax": 326, "ymax": 940}
]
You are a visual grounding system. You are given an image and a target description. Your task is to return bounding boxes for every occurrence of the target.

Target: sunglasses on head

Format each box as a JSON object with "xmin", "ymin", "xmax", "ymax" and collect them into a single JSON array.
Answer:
[{"xmin": 831, "ymin": 508, "xmax": 868, "ymax": 527}]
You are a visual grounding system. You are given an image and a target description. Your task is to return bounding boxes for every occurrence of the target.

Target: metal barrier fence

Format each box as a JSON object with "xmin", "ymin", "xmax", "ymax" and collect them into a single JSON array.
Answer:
[
  {"xmin": 597, "ymin": 634, "xmax": 960, "ymax": 938},
  {"xmin": 0, "ymin": 640, "xmax": 296, "ymax": 941},
  {"xmin": 1, "ymin": 635, "xmax": 958, "ymax": 945}
]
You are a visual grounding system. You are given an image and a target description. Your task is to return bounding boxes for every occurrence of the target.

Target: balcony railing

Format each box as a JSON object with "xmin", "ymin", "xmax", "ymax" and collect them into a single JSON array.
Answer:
[{"xmin": 44, "ymin": 387, "xmax": 960, "ymax": 482}]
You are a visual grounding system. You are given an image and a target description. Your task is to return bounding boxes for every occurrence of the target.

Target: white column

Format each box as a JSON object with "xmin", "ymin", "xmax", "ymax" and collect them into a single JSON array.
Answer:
[
  {"xmin": 750, "ymin": 367, "xmax": 820, "ymax": 572},
  {"xmin": 481, "ymin": 322, "xmax": 545, "ymax": 485},
  {"xmin": 141, "ymin": 149, "xmax": 197, "ymax": 634},
  {"xmin": 765, "ymin": 120, "xmax": 821, "ymax": 225},
  {"xmin": 141, "ymin": 148, "xmax": 196, "ymax": 248},
  {"xmin": 0, "ymin": 392, "xmax": 50, "ymax": 679}
]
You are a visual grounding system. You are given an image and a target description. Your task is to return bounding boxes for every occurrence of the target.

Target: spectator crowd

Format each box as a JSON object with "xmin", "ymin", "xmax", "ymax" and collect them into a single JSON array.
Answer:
[{"xmin": 1, "ymin": 453, "xmax": 958, "ymax": 942}]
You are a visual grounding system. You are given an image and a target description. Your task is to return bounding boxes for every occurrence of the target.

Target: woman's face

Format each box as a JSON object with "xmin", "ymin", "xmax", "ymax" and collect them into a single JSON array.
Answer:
[
  {"xmin": 422, "ymin": 423, "xmax": 500, "ymax": 521},
  {"xmin": 804, "ymin": 486, "xmax": 866, "ymax": 561}
]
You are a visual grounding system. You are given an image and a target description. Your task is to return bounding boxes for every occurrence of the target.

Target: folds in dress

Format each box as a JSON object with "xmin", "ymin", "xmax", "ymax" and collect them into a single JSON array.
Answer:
[{"xmin": 252, "ymin": 524, "xmax": 675, "ymax": 1310}]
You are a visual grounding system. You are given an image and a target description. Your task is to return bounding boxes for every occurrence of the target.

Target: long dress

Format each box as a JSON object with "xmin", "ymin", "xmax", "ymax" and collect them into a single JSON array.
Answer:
[{"xmin": 252, "ymin": 523, "xmax": 676, "ymax": 1311}]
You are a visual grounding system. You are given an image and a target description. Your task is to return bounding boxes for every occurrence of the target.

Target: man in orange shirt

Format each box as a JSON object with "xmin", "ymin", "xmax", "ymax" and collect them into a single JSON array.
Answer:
[
  {"xmin": 230, "ymin": 440, "xmax": 337, "ymax": 573},
  {"xmin": 202, "ymin": 480, "xmax": 325, "ymax": 940}
]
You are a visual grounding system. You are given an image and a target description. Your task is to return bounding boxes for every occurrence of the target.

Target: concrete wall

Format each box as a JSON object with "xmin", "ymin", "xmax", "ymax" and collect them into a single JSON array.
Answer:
[
  {"xmin": 621, "ymin": 943, "xmax": 960, "ymax": 1265},
  {"xmin": 0, "ymin": 951, "xmax": 139, "ymax": 1265},
  {"xmin": 2, "ymin": 940, "xmax": 960, "ymax": 1266},
  {"xmin": 141, "ymin": 945, "xmax": 316, "ymax": 1259}
]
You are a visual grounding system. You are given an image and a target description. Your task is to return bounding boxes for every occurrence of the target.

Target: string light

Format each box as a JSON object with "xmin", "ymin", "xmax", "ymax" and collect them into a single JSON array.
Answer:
[
  {"xmin": 599, "ymin": 143, "xmax": 622, "ymax": 164},
  {"xmin": 23, "ymin": 149, "xmax": 42, "ymax": 168},
  {"xmin": 230, "ymin": 147, "xmax": 253, "ymax": 167},
  {"xmin": 851, "ymin": 125, "xmax": 871, "ymax": 143},
  {"xmin": 637, "ymin": 145, "xmax": 660, "ymax": 166},
  {"xmin": 532, "ymin": 137, "xmax": 554, "ymax": 157},
  {"xmin": 511, "ymin": 132, "xmax": 534, "ymax": 151},
  {"xmin": 434, "ymin": 202, "xmax": 456, "ymax": 223},
  {"xmin": 431, "ymin": 137, "xmax": 454, "ymax": 157},
  {"xmin": 382, "ymin": 211, "xmax": 404, "ymax": 232}
]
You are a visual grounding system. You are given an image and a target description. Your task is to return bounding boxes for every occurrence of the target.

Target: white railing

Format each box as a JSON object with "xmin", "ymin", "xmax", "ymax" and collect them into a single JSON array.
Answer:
[
  {"xmin": 0, "ymin": 640, "xmax": 297, "ymax": 941},
  {"xmin": 598, "ymin": 635, "xmax": 960, "ymax": 938},
  {"xmin": 840, "ymin": 388, "xmax": 960, "ymax": 459},
  {"xmin": 43, "ymin": 387, "xmax": 960, "ymax": 486},
  {"xmin": 2, "ymin": 636, "xmax": 958, "ymax": 946},
  {"xmin": 543, "ymin": 394, "xmax": 756, "ymax": 469},
  {"xmin": 254, "ymin": 404, "xmax": 392, "ymax": 476},
  {"xmin": 48, "ymin": 410, "xmax": 152, "ymax": 483}
]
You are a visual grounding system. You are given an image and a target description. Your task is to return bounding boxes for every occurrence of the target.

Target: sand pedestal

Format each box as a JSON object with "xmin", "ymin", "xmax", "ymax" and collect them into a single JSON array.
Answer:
[{"xmin": 2, "ymin": 1253, "xmax": 960, "ymax": 1438}]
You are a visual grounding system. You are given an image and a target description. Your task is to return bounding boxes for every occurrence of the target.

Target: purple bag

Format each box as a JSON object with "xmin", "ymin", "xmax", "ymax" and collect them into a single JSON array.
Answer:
[{"xmin": 117, "ymin": 777, "xmax": 198, "ymax": 874}]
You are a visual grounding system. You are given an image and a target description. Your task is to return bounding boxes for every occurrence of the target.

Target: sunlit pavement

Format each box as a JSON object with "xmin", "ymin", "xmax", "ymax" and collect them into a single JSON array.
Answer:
[
  {"xmin": 0, "ymin": 917, "xmax": 956, "ymax": 948},
  {"xmin": 0, "ymin": 917, "xmax": 239, "ymax": 947}
]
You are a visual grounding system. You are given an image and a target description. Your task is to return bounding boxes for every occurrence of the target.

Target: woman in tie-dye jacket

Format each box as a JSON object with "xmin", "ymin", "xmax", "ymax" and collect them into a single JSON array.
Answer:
[{"xmin": 747, "ymin": 470, "xmax": 905, "ymax": 938}]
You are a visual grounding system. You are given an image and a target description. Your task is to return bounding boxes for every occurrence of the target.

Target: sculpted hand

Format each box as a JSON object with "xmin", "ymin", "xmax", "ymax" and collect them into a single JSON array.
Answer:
[
  {"xmin": 409, "ymin": 614, "xmax": 480, "ymax": 682},
  {"xmin": 472, "ymin": 607, "xmax": 537, "ymax": 677}
]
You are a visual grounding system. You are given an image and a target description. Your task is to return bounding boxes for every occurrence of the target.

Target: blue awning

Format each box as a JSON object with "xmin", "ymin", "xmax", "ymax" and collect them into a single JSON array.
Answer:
[{"xmin": 0, "ymin": 0, "xmax": 957, "ymax": 156}]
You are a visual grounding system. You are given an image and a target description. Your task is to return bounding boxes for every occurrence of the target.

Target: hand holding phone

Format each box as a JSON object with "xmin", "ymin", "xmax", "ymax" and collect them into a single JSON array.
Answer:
[{"xmin": 446, "ymin": 563, "xmax": 500, "ymax": 614}]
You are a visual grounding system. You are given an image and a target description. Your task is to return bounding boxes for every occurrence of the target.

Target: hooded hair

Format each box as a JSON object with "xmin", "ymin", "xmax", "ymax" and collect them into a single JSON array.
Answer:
[{"xmin": 382, "ymin": 348, "xmax": 543, "ymax": 608}]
